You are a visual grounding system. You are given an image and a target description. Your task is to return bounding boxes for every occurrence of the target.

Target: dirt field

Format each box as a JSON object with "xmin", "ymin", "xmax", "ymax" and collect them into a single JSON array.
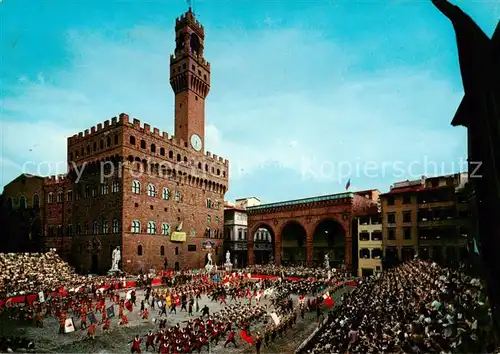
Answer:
[{"xmin": 0, "ymin": 285, "xmax": 350, "ymax": 353}]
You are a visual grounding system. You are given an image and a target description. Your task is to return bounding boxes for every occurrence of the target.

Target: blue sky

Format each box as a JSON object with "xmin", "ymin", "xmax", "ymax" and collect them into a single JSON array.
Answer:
[{"xmin": 0, "ymin": 0, "xmax": 498, "ymax": 204}]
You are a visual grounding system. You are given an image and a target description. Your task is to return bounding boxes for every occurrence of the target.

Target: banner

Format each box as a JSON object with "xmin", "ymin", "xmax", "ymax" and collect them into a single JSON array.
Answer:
[
  {"xmin": 270, "ymin": 312, "xmax": 280, "ymax": 325},
  {"xmin": 38, "ymin": 291, "xmax": 45, "ymax": 303},
  {"xmin": 170, "ymin": 232, "xmax": 186, "ymax": 242},
  {"xmin": 64, "ymin": 318, "xmax": 75, "ymax": 333},
  {"xmin": 106, "ymin": 305, "xmax": 115, "ymax": 318},
  {"xmin": 240, "ymin": 330, "xmax": 254, "ymax": 344}
]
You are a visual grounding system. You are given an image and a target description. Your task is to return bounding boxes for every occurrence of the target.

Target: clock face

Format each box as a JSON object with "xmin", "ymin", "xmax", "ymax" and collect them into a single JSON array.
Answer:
[{"xmin": 190, "ymin": 134, "xmax": 202, "ymax": 151}]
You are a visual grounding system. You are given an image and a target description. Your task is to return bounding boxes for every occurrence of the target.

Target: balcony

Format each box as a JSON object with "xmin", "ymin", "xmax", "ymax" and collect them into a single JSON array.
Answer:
[
  {"xmin": 418, "ymin": 200, "xmax": 454, "ymax": 209},
  {"xmin": 418, "ymin": 217, "xmax": 459, "ymax": 228}
]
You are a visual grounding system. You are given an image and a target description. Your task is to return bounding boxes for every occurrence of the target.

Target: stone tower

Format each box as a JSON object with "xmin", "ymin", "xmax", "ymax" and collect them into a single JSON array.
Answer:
[{"xmin": 170, "ymin": 7, "xmax": 210, "ymax": 153}]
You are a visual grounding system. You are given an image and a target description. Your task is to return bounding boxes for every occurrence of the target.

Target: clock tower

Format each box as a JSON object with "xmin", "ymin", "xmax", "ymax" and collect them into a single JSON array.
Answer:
[{"xmin": 170, "ymin": 7, "xmax": 210, "ymax": 152}]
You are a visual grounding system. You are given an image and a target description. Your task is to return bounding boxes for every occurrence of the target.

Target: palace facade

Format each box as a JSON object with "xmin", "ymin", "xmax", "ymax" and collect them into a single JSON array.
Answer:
[{"xmin": 0, "ymin": 8, "xmax": 229, "ymax": 274}]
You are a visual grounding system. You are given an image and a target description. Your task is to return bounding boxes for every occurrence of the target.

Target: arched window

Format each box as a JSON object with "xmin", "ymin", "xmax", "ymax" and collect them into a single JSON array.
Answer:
[
  {"xmin": 206, "ymin": 199, "xmax": 211, "ymax": 208},
  {"xmin": 33, "ymin": 194, "xmax": 39, "ymax": 209},
  {"xmin": 198, "ymin": 162, "xmax": 202, "ymax": 169},
  {"xmin": 48, "ymin": 192, "xmax": 54, "ymax": 204},
  {"xmin": 147, "ymin": 184, "xmax": 157, "ymax": 197},
  {"xmin": 160, "ymin": 245, "xmax": 165, "ymax": 256},
  {"xmin": 92, "ymin": 221, "xmax": 99, "ymax": 234},
  {"xmin": 102, "ymin": 220, "xmax": 109, "ymax": 234},
  {"xmin": 205, "ymin": 164, "xmax": 209, "ymax": 172},
  {"xmin": 162, "ymin": 223, "xmax": 171, "ymax": 235},
  {"xmin": 19, "ymin": 196, "xmax": 27, "ymax": 209},
  {"xmin": 169, "ymin": 151, "xmax": 173, "ymax": 159},
  {"xmin": 83, "ymin": 222, "xmax": 89, "ymax": 234},
  {"xmin": 151, "ymin": 144, "xmax": 156, "ymax": 153},
  {"xmin": 176, "ymin": 154, "xmax": 181, "ymax": 162},
  {"xmin": 183, "ymin": 156, "xmax": 188, "ymax": 163},
  {"xmin": 215, "ymin": 216, "xmax": 219, "ymax": 224},
  {"xmin": 106, "ymin": 136, "xmax": 111, "ymax": 147},
  {"xmin": 140, "ymin": 140, "xmax": 146, "ymax": 149},
  {"xmin": 112, "ymin": 219, "xmax": 120, "ymax": 233},
  {"xmin": 130, "ymin": 136, "xmax": 136, "ymax": 145},
  {"xmin": 114, "ymin": 134, "xmax": 118, "ymax": 145},
  {"xmin": 217, "ymin": 169, "xmax": 220, "ymax": 175},
  {"xmin": 131, "ymin": 220, "xmax": 141, "ymax": 233},
  {"xmin": 162, "ymin": 188, "xmax": 170, "ymax": 200},
  {"xmin": 147, "ymin": 221, "xmax": 156, "ymax": 234},
  {"xmin": 160, "ymin": 147, "xmax": 165, "ymax": 156},
  {"xmin": 207, "ymin": 215, "xmax": 211, "ymax": 225},
  {"xmin": 57, "ymin": 191, "xmax": 63, "ymax": 202},
  {"xmin": 137, "ymin": 245, "xmax": 143, "ymax": 256},
  {"xmin": 174, "ymin": 191, "xmax": 181, "ymax": 202},
  {"xmin": 100, "ymin": 140, "xmax": 104, "ymax": 149},
  {"xmin": 132, "ymin": 180, "xmax": 140, "ymax": 194}
]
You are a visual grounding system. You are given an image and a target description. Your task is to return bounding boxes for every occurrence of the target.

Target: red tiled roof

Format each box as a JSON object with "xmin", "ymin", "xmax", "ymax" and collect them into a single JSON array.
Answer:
[{"xmin": 380, "ymin": 185, "xmax": 452, "ymax": 196}]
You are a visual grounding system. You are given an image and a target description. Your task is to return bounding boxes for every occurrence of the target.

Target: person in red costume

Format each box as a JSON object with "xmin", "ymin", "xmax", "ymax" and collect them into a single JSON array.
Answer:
[{"xmin": 129, "ymin": 335, "xmax": 142, "ymax": 354}]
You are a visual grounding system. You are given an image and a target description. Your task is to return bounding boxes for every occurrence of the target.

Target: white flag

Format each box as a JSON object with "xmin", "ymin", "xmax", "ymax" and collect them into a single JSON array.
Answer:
[
  {"xmin": 38, "ymin": 291, "xmax": 45, "ymax": 303},
  {"xmin": 270, "ymin": 312, "xmax": 280, "ymax": 325},
  {"xmin": 64, "ymin": 318, "xmax": 75, "ymax": 333}
]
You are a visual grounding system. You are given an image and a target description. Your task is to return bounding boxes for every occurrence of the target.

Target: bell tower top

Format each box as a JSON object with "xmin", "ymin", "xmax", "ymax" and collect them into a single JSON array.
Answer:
[{"xmin": 170, "ymin": 7, "xmax": 210, "ymax": 153}]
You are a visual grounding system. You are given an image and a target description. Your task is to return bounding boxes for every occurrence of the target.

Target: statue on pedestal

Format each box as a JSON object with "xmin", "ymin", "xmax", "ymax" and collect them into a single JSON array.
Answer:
[
  {"xmin": 324, "ymin": 254, "xmax": 330, "ymax": 269},
  {"xmin": 111, "ymin": 246, "xmax": 121, "ymax": 271},
  {"xmin": 225, "ymin": 250, "xmax": 232, "ymax": 265},
  {"xmin": 205, "ymin": 252, "xmax": 213, "ymax": 273}
]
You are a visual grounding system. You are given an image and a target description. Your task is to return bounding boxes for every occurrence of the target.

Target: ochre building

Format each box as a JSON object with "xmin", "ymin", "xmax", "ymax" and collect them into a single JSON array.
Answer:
[
  {"xmin": 0, "ymin": 8, "xmax": 229, "ymax": 274},
  {"xmin": 246, "ymin": 191, "xmax": 379, "ymax": 271},
  {"xmin": 380, "ymin": 173, "xmax": 469, "ymax": 267}
]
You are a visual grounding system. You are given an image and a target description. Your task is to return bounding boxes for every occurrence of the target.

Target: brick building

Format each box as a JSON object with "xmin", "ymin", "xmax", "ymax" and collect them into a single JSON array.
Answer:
[
  {"xmin": 380, "ymin": 173, "xmax": 470, "ymax": 267},
  {"xmin": 0, "ymin": 8, "xmax": 229, "ymax": 274},
  {"xmin": 246, "ymin": 190, "xmax": 379, "ymax": 272}
]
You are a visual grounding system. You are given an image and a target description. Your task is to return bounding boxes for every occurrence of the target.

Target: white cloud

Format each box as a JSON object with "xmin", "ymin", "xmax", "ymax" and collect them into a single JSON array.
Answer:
[{"xmin": 0, "ymin": 24, "xmax": 466, "ymax": 201}]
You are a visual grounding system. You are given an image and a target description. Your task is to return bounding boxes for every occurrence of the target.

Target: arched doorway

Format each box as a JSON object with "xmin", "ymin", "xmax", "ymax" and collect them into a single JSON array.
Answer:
[
  {"xmin": 253, "ymin": 227, "xmax": 274, "ymax": 265},
  {"xmin": 312, "ymin": 219, "xmax": 345, "ymax": 268},
  {"xmin": 281, "ymin": 221, "xmax": 306, "ymax": 266}
]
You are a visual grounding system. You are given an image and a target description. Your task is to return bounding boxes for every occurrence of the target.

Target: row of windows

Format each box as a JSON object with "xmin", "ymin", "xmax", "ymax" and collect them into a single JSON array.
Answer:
[
  {"xmin": 359, "ymin": 248, "xmax": 382, "ymax": 259},
  {"xmin": 4, "ymin": 195, "xmax": 39, "ymax": 210},
  {"xmin": 129, "ymin": 136, "xmax": 226, "ymax": 177},
  {"xmin": 359, "ymin": 231, "xmax": 383, "ymax": 241},
  {"xmin": 131, "ymin": 181, "xmax": 182, "ymax": 202},
  {"xmin": 47, "ymin": 182, "xmax": 121, "ymax": 204},
  {"xmin": 47, "ymin": 219, "xmax": 120, "ymax": 237},
  {"xmin": 135, "ymin": 244, "xmax": 197, "ymax": 257},
  {"xmin": 69, "ymin": 134, "xmax": 119, "ymax": 161},
  {"xmin": 130, "ymin": 217, "xmax": 219, "ymax": 235},
  {"xmin": 206, "ymin": 199, "xmax": 221, "ymax": 209}
]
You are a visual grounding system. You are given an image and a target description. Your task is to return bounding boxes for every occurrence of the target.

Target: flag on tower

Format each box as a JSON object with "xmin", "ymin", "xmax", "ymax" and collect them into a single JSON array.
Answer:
[{"xmin": 345, "ymin": 179, "xmax": 351, "ymax": 190}]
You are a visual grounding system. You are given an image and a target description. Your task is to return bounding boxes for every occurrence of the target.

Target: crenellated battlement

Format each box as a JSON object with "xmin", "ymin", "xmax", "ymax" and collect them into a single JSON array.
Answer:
[
  {"xmin": 44, "ymin": 174, "xmax": 68, "ymax": 184},
  {"xmin": 68, "ymin": 114, "xmax": 121, "ymax": 145},
  {"xmin": 175, "ymin": 9, "xmax": 204, "ymax": 37},
  {"xmin": 205, "ymin": 151, "xmax": 229, "ymax": 166},
  {"xmin": 170, "ymin": 54, "xmax": 210, "ymax": 70}
]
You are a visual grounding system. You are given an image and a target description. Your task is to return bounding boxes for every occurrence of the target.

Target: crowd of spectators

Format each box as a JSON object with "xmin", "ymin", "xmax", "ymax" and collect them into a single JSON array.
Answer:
[
  {"xmin": 0, "ymin": 251, "xmax": 120, "ymax": 298},
  {"xmin": 304, "ymin": 259, "xmax": 495, "ymax": 353},
  {"xmin": 241, "ymin": 264, "xmax": 342, "ymax": 279}
]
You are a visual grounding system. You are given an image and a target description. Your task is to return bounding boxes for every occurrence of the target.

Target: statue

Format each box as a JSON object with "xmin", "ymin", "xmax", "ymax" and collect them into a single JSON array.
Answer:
[
  {"xmin": 324, "ymin": 254, "xmax": 330, "ymax": 269},
  {"xmin": 431, "ymin": 0, "xmax": 500, "ymax": 334},
  {"xmin": 205, "ymin": 252, "xmax": 214, "ymax": 273},
  {"xmin": 225, "ymin": 250, "xmax": 231, "ymax": 264},
  {"xmin": 111, "ymin": 246, "xmax": 121, "ymax": 271}
]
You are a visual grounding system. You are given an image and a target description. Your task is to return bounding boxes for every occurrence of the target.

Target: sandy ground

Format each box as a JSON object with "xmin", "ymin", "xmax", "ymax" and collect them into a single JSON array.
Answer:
[{"xmin": 0, "ymin": 285, "xmax": 350, "ymax": 354}]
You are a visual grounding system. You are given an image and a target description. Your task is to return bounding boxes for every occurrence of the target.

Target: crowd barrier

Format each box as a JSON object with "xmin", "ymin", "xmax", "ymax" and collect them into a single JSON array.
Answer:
[{"xmin": 0, "ymin": 274, "xmax": 357, "ymax": 310}]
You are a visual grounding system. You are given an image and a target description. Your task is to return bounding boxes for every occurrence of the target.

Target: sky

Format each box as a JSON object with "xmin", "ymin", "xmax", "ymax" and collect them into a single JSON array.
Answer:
[{"xmin": 0, "ymin": 0, "xmax": 499, "ymax": 204}]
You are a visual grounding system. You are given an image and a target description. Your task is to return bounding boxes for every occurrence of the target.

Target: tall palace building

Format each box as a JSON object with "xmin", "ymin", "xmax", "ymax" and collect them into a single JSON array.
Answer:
[{"xmin": 0, "ymin": 8, "xmax": 229, "ymax": 273}]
